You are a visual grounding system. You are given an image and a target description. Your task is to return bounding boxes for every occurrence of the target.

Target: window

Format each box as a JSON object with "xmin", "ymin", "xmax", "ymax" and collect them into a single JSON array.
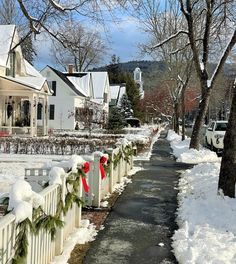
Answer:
[
  {"xmin": 6, "ymin": 52, "xmax": 16, "ymax": 77},
  {"xmin": 215, "ymin": 122, "xmax": 227, "ymax": 131},
  {"xmin": 49, "ymin": 105, "xmax": 55, "ymax": 120},
  {"xmin": 37, "ymin": 103, "xmax": 43, "ymax": 120},
  {"xmin": 104, "ymin": 93, "xmax": 108, "ymax": 103},
  {"xmin": 52, "ymin": 81, "xmax": 56, "ymax": 96}
]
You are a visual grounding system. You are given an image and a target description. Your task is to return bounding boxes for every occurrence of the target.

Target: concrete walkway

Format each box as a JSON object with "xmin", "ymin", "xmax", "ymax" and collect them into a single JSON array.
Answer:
[{"xmin": 83, "ymin": 130, "xmax": 191, "ymax": 264}]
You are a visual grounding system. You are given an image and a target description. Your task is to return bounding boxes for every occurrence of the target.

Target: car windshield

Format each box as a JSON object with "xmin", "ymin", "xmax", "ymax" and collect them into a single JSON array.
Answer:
[{"xmin": 215, "ymin": 122, "xmax": 227, "ymax": 131}]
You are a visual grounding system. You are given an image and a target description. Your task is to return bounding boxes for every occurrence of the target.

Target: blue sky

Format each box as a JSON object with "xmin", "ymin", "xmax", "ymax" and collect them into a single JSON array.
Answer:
[{"xmin": 34, "ymin": 16, "xmax": 150, "ymax": 71}]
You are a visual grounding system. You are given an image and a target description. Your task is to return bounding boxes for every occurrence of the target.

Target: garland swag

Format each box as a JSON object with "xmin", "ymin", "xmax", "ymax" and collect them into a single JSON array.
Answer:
[{"xmin": 11, "ymin": 167, "xmax": 85, "ymax": 264}]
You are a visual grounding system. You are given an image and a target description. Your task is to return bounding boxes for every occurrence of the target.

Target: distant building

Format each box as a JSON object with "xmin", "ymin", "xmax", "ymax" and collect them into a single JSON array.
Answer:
[
  {"xmin": 133, "ymin": 67, "xmax": 144, "ymax": 99},
  {"xmin": 109, "ymin": 84, "xmax": 126, "ymax": 107}
]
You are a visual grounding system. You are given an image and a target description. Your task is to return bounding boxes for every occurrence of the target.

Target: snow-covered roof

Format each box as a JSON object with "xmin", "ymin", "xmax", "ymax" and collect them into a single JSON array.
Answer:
[
  {"xmin": 24, "ymin": 60, "xmax": 43, "ymax": 78},
  {"xmin": 90, "ymin": 72, "xmax": 108, "ymax": 99},
  {"xmin": 110, "ymin": 84, "xmax": 126, "ymax": 106},
  {"xmin": 67, "ymin": 75, "xmax": 88, "ymax": 97},
  {"xmin": 1, "ymin": 75, "xmax": 47, "ymax": 91},
  {"xmin": 110, "ymin": 85, "xmax": 120, "ymax": 100},
  {"xmin": 0, "ymin": 25, "xmax": 15, "ymax": 67},
  {"xmin": 118, "ymin": 86, "xmax": 126, "ymax": 104}
]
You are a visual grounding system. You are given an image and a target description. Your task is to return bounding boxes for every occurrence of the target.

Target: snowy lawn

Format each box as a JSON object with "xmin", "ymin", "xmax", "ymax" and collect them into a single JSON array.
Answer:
[{"xmin": 168, "ymin": 130, "xmax": 236, "ymax": 264}]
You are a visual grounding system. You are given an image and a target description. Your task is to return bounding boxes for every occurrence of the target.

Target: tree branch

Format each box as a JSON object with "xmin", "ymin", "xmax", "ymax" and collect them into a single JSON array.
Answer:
[
  {"xmin": 210, "ymin": 28, "xmax": 236, "ymax": 88},
  {"xmin": 151, "ymin": 30, "xmax": 188, "ymax": 50}
]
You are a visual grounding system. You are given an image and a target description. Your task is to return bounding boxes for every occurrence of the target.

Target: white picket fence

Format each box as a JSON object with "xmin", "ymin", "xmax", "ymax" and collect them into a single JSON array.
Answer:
[
  {"xmin": 0, "ymin": 179, "xmax": 82, "ymax": 264},
  {"xmin": 0, "ymin": 142, "xmax": 134, "ymax": 264},
  {"xmin": 82, "ymin": 143, "xmax": 134, "ymax": 207}
]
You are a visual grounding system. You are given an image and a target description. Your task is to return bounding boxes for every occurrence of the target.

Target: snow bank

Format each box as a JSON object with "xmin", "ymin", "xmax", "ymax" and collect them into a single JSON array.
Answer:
[
  {"xmin": 167, "ymin": 130, "xmax": 219, "ymax": 163},
  {"xmin": 172, "ymin": 162, "xmax": 236, "ymax": 263}
]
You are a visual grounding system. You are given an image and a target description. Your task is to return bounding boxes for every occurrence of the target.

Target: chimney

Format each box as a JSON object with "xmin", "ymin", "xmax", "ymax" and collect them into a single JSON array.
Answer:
[{"xmin": 68, "ymin": 64, "xmax": 74, "ymax": 74}]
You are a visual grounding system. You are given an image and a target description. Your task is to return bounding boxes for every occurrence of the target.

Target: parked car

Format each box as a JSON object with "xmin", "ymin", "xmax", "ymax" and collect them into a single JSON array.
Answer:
[
  {"xmin": 125, "ymin": 118, "xmax": 141, "ymax": 128},
  {"xmin": 185, "ymin": 120, "xmax": 194, "ymax": 128},
  {"xmin": 205, "ymin": 120, "xmax": 228, "ymax": 152}
]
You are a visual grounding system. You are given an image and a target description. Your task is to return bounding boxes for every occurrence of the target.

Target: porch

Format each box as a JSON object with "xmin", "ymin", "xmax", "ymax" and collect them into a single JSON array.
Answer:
[{"xmin": 0, "ymin": 94, "xmax": 48, "ymax": 137}]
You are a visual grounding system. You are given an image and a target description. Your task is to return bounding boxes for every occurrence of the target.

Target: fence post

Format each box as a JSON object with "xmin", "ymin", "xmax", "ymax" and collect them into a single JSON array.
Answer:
[
  {"xmin": 92, "ymin": 153, "xmax": 101, "ymax": 208},
  {"xmin": 75, "ymin": 176, "xmax": 82, "ymax": 228},
  {"xmin": 117, "ymin": 146, "xmax": 123, "ymax": 183},
  {"xmin": 55, "ymin": 174, "xmax": 65, "ymax": 255},
  {"xmin": 26, "ymin": 228, "xmax": 32, "ymax": 264},
  {"xmin": 107, "ymin": 148, "xmax": 114, "ymax": 193}
]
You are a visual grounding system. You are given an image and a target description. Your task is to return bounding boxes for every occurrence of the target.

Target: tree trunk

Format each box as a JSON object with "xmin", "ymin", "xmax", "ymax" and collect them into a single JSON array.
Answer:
[
  {"xmin": 181, "ymin": 91, "xmax": 186, "ymax": 141},
  {"xmin": 218, "ymin": 84, "xmax": 236, "ymax": 198},
  {"xmin": 190, "ymin": 87, "xmax": 211, "ymax": 150},
  {"xmin": 174, "ymin": 102, "xmax": 180, "ymax": 134}
]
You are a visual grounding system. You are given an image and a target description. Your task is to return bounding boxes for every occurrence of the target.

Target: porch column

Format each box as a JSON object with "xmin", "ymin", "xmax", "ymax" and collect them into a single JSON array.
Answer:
[
  {"xmin": 44, "ymin": 96, "xmax": 48, "ymax": 135},
  {"xmin": 29, "ymin": 95, "xmax": 36, "ymax": 137}
]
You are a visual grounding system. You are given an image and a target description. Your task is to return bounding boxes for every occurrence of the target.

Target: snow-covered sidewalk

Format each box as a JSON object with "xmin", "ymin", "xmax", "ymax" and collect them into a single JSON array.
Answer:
[{"xmin": 168, "ymin": 130, "xmax": 236, "ymax": 264}]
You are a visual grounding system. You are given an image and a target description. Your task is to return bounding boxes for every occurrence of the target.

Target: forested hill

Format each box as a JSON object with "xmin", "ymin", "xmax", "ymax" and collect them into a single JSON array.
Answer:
[
  {"xmin": 92, "ymin": 60, "xmax": 235, "ymax": 91},
  {"xmin": 92, "ymin": 60, "xmax": 167, "ymax": 90}
]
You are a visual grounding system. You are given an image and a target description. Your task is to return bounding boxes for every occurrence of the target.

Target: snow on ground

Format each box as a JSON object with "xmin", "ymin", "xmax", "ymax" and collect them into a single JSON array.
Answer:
[
  {"xmin": 168, "ymin": 130, "xmax": 236, "ymax": 264},
  {"xmin": 0, "ymin": 125, "xmax": 157, "ymax": 197},
  {"xmin": 167, "ymin": 130, "xmax": 219, "ymax": 163},
  {"xmin": 50, "ymin": 219, "xmax": 98, "ymax": 264}
]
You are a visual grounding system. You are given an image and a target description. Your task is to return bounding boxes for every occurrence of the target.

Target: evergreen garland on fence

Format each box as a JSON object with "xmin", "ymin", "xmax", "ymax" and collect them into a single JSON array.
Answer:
[
  {"xmin": 112, "ymin": 149, "xmax": 123, "ymax": 169},
  {"xmin": 123, "ymin": 144, "xmax": 135, "ymax": 164},
  {"xmin": 10, "ymin": 167, "xmax": 84, "ymax": 264}
]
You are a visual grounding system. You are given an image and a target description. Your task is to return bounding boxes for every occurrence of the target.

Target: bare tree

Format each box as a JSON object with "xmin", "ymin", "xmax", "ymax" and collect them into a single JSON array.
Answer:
[
  {"xmin": 135, "ymin": 0, "xmax": 194, "ymax": 137},
  {"xmin": 176, "ymin": 0, "xmax": 236, "ymax": 149},
  {"xmin": 51, "ymin": 20, "xmax": 107, "ymax": 71},
  {"xmin": 13, "ymin": 0, "xmax": 125, "ymax": 47},
  {"xmin": 134, "ymin": 0, "xmax": 236, "ymax": 149}
]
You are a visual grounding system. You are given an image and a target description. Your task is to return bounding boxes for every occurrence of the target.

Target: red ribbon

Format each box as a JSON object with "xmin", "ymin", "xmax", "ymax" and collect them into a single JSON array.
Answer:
[
  {"xmin": 82, "ymin": 162, "xmax": 90, "ymax": 193},
  {"xmin": 100, "ymin": 156, "xmax": 107, "ymax": 180},
  {"xmin": 81, "ymin": 177, "xmax": 89, "ymax": 193}
]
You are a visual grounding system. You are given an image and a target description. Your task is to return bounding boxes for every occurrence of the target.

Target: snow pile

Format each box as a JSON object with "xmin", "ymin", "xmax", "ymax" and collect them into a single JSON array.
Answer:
[
  {"xmin": 51, "ymin": 219, "xmax": 98, "ymax": 264},
  {"xmin": 100, "ymin": 201, "xmax": 109, "ymax": 207},
  {"xmin": 116, "ymin": 137, "xmax": 130, "ymax": 147},
  {"xmin": 8, "ymin": 180, "xmax": 44, "ymax": 222},
  {"xmin": 49, "ymin": 167, "xmax": 65, "ymax": 185},
  {"xmin": 172, "ymin": 162, "xmax": 236, "ymax": 263},
  {"xmin": 44, "ymin": 155, "xmax": 87, "ymax": 173},
  {"xmin": 167, "ymin": 130, "xmax": 219, "ymax": 163}
]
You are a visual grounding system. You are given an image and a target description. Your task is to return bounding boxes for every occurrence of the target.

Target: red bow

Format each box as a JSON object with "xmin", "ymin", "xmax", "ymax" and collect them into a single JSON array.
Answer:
[
  {"xmin": 82, "ymin": 162, "xmax": 90, "ymax": 193},
  {"xmin": 100, "ymin": 156, "xmax": 107, "ymax": 180}
]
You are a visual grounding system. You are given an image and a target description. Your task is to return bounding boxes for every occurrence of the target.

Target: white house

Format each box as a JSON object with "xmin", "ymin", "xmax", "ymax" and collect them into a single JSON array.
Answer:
[
  {"xmin": 41, "ymin": 66, "xmax": 87, "ymax": 130},
  {"xmin": 41, "ymin": 66, "xmax": 110, "ymax": 130},
  {"xmin": 0, "ymin": 25, "xmax": 51, "ymax": 137}
]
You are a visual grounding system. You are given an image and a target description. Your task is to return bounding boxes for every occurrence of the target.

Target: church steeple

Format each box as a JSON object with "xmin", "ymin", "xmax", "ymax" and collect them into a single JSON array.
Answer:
[{"xmin": 133, "ymin": 67, "xmax": 144, "ymax": 98}]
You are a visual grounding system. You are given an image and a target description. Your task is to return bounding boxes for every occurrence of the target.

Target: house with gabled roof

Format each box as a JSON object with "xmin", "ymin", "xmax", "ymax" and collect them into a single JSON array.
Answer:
[
  {"xmin": 41, "ymin": 66, "xmax": 110, "ymax": 130},
  {"xmin": 0, "ymin": 25, "xmax": 51, "ymax": 137},
  {"xmin": 41, "ymin": 66, "xmax": 88, "ymax": 130}
]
